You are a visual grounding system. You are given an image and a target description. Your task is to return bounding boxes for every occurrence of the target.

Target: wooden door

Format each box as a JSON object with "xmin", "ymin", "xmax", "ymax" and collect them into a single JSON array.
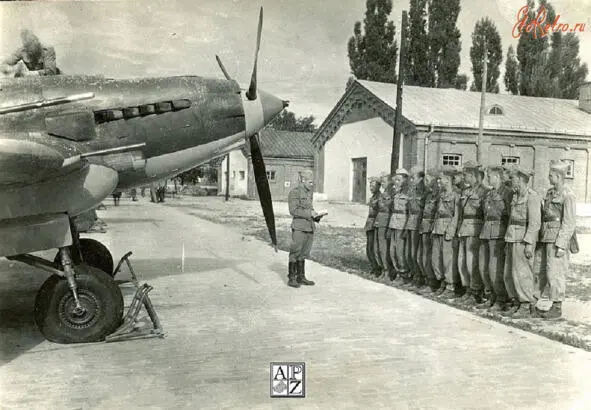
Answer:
[{"xmin": 352, "ymin": 157, "xmax": 367, "ymax": 203}]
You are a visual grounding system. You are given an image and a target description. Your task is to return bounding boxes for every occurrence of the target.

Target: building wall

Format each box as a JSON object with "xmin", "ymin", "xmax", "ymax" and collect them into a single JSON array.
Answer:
[
  {"xmin": 247, "ymin": 157, "xmax": 314, "ymax": 201},
  {"xmin": 218, "ymin": 150, "xmax": 248, "ymax": 196},
  {"xmin": 323, "ymin": 117, "xmax": 411, "ymax": 203}
]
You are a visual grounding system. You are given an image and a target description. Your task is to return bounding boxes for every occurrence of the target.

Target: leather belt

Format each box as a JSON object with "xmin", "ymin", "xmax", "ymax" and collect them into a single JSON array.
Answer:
[
  {"xmin": 509, "ymin": 220, "xmax": 527, "ymax": 226},
  {"xmin": 543, "ymin": 217, "xmax": 560, "ymax": 222},
  {"xmin": 462, "ymin": 215, "xmax": 482, "ymax": 220},
  {"xmin": 392, "ymin": 210, "xmax": 406, "ymax": 214}
]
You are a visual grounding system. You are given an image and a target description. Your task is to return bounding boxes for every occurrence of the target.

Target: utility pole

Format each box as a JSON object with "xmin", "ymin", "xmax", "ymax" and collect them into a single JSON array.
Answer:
[
  {"xmin": 477, "ymin": 40, "xmax": 488, "ymax": 163},
  {"xmin": 225, "ymin": 153, "xmax": 230, "ymax": 201},
  {"xmin": 390, "ymin": 10, "xmax": 407, "ymax": 174}
]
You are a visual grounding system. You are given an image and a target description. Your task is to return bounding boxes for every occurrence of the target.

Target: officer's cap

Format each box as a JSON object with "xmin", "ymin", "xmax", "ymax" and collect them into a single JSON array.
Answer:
[
  {"xmin": 549, "ymin": 160, "xmax": 570, "ymax": 177},
  {"xmin": 395, "ymin": 168, "xmax": 409, "ymax": 177},
  {"xmin": 462, "ymin": 161, "xmax": 484, "ymax": 174},
  {"xmin": 409, "ymin": 165, "xmax": 424, "ymax": 176},
  {"xmin": 509, "ymin": 166, "xmax": 534, "ymax": 181},
  {"xmin": 437, "ymin": 166, "xmax": 461, "ymax": 179},
  {"xmin": 486, "ymin": 165, "xmax": 504, "ymax": 175},
  {"xmin": 369, "ymin": 176, "xmax": 382, "ymax": 184}
]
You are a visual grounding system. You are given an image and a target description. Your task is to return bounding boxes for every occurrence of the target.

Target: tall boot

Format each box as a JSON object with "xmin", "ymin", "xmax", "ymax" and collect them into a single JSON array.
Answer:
[
  {"xmin": 297, "ymin": 260, "xmax": 315, "ymax": 286},
  {"xmin": 287, "ymin": 261, "xmax": 300, "ymax": 288},
  {"xmin": 539, "ymin": 301, "xmax": 562, "ymax": 319}
]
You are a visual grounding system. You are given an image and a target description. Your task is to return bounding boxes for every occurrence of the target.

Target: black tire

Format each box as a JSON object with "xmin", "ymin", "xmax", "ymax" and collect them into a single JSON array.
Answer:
[
  {"xmin": 54, "ymin": 238, "xmax": 114, "ymax": 276},
  {"xmin": 34, "ymin": 265, "xmax": 124, "ymax": 344}
]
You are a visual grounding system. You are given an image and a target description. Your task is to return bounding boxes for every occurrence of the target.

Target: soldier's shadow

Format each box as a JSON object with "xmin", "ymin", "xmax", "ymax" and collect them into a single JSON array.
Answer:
[{"xmin": 269, "ymin": 262, "xmax": 288, "ymax": 285}]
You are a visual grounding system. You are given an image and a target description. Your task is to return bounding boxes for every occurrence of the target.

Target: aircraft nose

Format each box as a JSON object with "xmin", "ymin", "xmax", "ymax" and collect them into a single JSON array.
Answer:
[
  {"xmin": 259, "ymin": 89, "xmax": 288, "ymax": 125},
  {"xmin": 243, "ymin": 88, "xmax": 288, "ymax": 138}
]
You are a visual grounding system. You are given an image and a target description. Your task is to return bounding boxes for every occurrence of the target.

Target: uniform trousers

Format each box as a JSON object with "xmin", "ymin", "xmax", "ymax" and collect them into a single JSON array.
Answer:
[
  {"xmin": 418, "ymin": 233, "xmax": 436, "ymax": 282},
  {"xmin": 366, "ymin": 230, "xmax": 382, "ymax": 270},
  {"xmin": 389, "ymin": 229, "xmax": 408, "ymax": 274},
  {"xmin": 479, "ymin": 239, "xmax": 508, "ymax": 301},
  {"xmin": 504, "ymin": 242, "xmax": 536, "ymax": 304},
  {"xmin": 374, "ymin": 228, "xmax": 391, "ymax": 271},
  {"xmin": 406, "ymin": 230, "xmax": 421, "ymax": 277},
  {"xmin": 536, "ymin": 242, "xmax": 569, "ymax": 302},
  {"xmin": 289, "ymin": 230, "xmax": 314, "ymax": 262},
  {"xmin": 458, "ymin": 236, "xmax": 483, "ymax": 292},
  {"xmin": 432, "ymin": 235, "xmax": 454, "ymax": 288}
]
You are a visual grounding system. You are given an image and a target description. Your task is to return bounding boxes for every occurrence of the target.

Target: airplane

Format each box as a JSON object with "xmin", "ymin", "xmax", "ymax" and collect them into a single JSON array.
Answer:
[{"xmin": 0, "ymin": 7, "xmax": 283, "ymax": 344}]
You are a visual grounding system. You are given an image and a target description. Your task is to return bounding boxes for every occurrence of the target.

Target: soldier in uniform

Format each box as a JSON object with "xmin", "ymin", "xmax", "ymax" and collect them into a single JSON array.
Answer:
[
  {"xmin": 389, "ymin": 169, "xmax": 411, "ymax": 284},
  {"xmin": 476, "ymin": 166, "xmax": 513, "ymax": 311},
  {"xmin": 1, "ymin": 29, "xmax": 59, "ymax": 77},
  {"xmin": 535, "ymin": 160, "xmax": 577, "ymax": 319},
  {"xmin": 374, "ymin": 174, "xmax": 394, "ymax": 280},
  {"xmin": 502, "ymin": 167, "xmax": 541, "ymax": 318},
  {"xmin": 432, "ymin": 167, "xmax": 460, "ymax": 298},
  {"xmin": 287, "ymin": 170, "xmax": 320, "ymax": 288},
  {"xmin": 455, "ymin": 162, "xmax": 488, "ymax": 305},
  {"xmin": 404, "ymin": 166, "xmax": 426, "ymax": 289},
  {"xmin": 417, "ymin": 167, "xmax": 441, "ymax": 293},
  {"xmin": 365, "ymin": 177, "xmax": 383, "ymax": 276}
]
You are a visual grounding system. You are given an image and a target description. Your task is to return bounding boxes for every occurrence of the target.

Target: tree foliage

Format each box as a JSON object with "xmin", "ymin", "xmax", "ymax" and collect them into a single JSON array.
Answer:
[
  {"xmin": 513, "ymin": 0, "xmax": 588, "ymax": 98},
  {"xmin": 504, "ymin": 45, "xmax": 520, "ymax": 94},
  {"xmin": 269, "ymin": 110, "xmax": 317, "ymax": 132},
  {"xmin": 469, "ymin": 18, "xmax": 502, "ymax": 93},
  {"xmin": 347, "ymin": 0, "xmax": 398, "ymax": 82},
  {"xmin": 406, "ymin": 0, "xmax": 432, "ymax": 86},
  {"xmin": 428, "ymin": 0, "xmax": 462, "ymax": 88}
]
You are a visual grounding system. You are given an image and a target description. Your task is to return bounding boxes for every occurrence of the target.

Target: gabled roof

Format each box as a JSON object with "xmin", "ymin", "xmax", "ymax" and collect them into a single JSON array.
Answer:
[
  {"xmin": 313, "ymin": 78, "xmax": 591, "ymax": 148},
  {"xmin": 357, "ymin": 79, "xmax": 591, "ymax": 136},
  {"xmin": 242, "ymin": 128, "xmax": 314, "ymax": 159}
]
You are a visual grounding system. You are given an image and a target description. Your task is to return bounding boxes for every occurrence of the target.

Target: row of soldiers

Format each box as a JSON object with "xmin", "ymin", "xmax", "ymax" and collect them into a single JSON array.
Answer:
[{"xmin": 364, "ymin": 160, "xmax": 577, "ymax": 320}]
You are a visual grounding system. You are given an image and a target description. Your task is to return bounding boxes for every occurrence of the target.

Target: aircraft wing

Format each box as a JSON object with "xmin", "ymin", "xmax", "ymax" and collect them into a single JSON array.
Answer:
[{"xmin": 0, "ymin": 135, "xmax": 85, "ymax": 185}]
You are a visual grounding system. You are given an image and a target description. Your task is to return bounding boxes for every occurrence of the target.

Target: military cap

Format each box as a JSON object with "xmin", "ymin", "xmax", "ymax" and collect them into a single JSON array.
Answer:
[
  {"xmin": 462, "ymin": 161, "xmax": 484, "ymax": 174},
  {"xmin": 486, "ymin": 165, "xmax": 505, "ymax": 175},
  {"xmin": 395, "ymin": 168, "xmax": 409, "ymax": 176},
  {"xmin": 549, "ymin": 160, "xmax": 570, "ymax": 177},
  {"xmin": 509, "ymin": 166, "xmax": 534, "ymax": 180},
  {"xmin": 369, "ymin": 176, "xmax": 382, "ymax": 184},
  {"xmin": 409, "ymin": 165, "xmax": 424, "ymax": 176},
  {"xmin": 437, "ymin": 166, "xmax": 461, "ymax": 179}
]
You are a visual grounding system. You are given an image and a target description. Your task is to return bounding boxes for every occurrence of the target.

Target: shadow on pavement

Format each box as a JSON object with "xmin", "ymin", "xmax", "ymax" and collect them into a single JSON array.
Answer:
[{"xmin": 269, "ymin": 262, "xmax": 288, "ymax": 285}]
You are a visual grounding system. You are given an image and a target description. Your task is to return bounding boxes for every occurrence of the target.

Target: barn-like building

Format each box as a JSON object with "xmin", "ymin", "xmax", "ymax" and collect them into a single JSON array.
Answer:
[{"xmin": 312, "ymin": 79, "xmax": 591, "ymax": 203}]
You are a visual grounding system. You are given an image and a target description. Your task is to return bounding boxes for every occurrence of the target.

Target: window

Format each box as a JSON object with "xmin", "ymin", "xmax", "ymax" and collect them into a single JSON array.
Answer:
[
  {"xmin": 266, "ymin": 170, "xmax": 276, "ymax": 181},
  {"xmin": 564, "ymin": 159, "xmax": 574, "ymax": 179},
  {"xmin": 488, "ymin": 105, "xmax": 504, "ymax": 115},
  {"xmin": 442, "ymin": 154, "xmax": 462, "ymax": 167},
  {"xmin": 501, "ymin": 156, "xmax": 520, "ymax": 166},
  {"xmin": 239, "ymin": 171, "xmax": 245, "ymax": 180}
]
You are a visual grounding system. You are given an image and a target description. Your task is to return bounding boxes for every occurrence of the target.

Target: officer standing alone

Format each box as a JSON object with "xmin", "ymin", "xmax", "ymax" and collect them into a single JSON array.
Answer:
[
  {"xmin": 287, "ymin": 170, "xmax": 323, "ymax": 288},
  {"xmin": 365, "ymin": 177, "xmax": 383, "ymax": 276}
]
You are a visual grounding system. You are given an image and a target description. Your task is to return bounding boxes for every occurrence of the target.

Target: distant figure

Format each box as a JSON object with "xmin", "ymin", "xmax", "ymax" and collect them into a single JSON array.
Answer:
[
  {"xmin": 112, "ymin": 191, "xmax": 122, "ymax": 206},
  {"xmin": 130, "ymin": 188, "xmax": 138, "ymax": 201},
  {"xmin": 1, "ymin": 29, "xmax": 59, "ymax": 77}
]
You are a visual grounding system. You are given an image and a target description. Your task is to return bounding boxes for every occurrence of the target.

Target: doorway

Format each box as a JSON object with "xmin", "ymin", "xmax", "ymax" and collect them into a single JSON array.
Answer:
[{"xmin": 352, "ymin": 157, "xmax": 367, "ymax": 203}]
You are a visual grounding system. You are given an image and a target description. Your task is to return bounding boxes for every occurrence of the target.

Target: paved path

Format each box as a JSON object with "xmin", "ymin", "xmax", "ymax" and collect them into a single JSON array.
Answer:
[{"xmin": 1, "ymin": 199, "xmax": 591, "ymax": 409}]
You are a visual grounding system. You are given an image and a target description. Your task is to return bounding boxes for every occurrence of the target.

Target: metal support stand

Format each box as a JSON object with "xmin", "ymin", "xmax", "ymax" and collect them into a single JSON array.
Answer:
[{"xmin": 105, "ymin": 251, "xmax": 165, "ymax": 343}]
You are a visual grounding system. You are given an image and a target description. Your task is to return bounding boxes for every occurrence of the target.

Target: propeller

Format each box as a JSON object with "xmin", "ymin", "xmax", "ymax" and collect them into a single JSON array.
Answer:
[
  {"xmin": 249, "ymin": 133, "xmax": 277, "ymax": 251},
  {"xmin": 215, "ymin": 7, "xmax": 278, "ymax": 251},
  {"xmin": 246, "ymin": 7, "xmax": 263, "ymax": 101}
]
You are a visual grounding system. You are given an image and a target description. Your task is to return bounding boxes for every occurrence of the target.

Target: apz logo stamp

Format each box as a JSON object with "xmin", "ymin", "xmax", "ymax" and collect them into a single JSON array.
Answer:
[{"xmin": 270, "ymin": 362, "xmax": 305, "ymax": 398}]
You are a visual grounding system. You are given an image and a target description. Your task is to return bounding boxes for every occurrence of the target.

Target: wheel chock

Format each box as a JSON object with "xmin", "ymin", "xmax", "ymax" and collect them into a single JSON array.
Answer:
[{"xmin": 105, "ymin": 252, "xmax": 165, "ymax": 343}]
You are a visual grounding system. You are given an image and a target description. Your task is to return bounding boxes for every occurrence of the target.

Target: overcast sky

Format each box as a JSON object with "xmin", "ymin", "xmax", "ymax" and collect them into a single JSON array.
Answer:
[{"xmin": 0, "ymin": 0, "xmax": 589, "ymax": 124}]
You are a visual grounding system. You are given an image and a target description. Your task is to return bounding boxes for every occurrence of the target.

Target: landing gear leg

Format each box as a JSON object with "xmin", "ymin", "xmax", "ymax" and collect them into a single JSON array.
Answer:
[{"xmin": 60, "ymin": 246, "xmax": 85, "ymax": 314}]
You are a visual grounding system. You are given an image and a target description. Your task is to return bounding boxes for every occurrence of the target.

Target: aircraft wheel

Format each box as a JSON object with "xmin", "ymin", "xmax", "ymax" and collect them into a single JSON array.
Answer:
[
  {"xmin": 34, "ymin": 265, "xmax": 124, "ymax": 344},
  {"xmin": 54, "ymin": 238, "xmax": 114, "ymax": 276}
]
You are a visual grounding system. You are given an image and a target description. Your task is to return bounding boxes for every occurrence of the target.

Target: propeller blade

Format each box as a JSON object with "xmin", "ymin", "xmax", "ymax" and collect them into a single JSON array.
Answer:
[
  {"xmin": 215, "ymin": 55, "xmax": 232, "ymax": 81},
  {"xmin": 245, "ymin": 7, "xmax": 263, "ymax": 101},
  {"xmin": 249, "ymin": 132, "xmax": 277, "ymax": 251}
]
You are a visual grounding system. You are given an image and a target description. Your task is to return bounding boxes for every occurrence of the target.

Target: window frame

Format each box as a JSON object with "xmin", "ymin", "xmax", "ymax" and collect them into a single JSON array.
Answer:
[
  {"xmin": 501, "ymin": 156, "xmax": 520, "ymax": 166},
  {"xmin": 441, "ymin": 153, "xmax": 462, "ymax": 167},
  {"xmin": 266, "ymin": 170, "xmax": 277, "ymax": 182}
]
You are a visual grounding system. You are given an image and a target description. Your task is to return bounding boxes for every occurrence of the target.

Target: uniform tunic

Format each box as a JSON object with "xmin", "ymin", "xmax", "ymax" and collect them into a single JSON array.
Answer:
[
  {"xmin": 365, "ymin": 192, "xmax": 382, "ymax": 271},
  {"xmin": 537, "ymin": 186, "xmax": 576, "ymax": 302},
  {"xmin": 388, "ymin": 186, "xmax": 410, "ymax": 274},
  {"xmin": 373, "ymin": 190, "xmax": 393, "ymax": 272},
  {"xmin": 504, "ymin": 188, "xmax": 541, "ymax": 304},
  {"xmin": 418, "ymin": 187, "xmax": 439, "ymax": 283},
  {"xmin": 405, "ymin": 182, "xmax": 425, "ymax": 277},
  {"xmin": 456, "ymin": 183, "xmax": 488, "ymax": 292},
  {"xmin": 431, "ymin": 189, "xmax": 459, "ymax": 288},
  {"xmin": 479, "ymin": 184, "xmax": 512, "ymax": 301},
  {"xmin": 288, "ymin": 184, "xmax": 315, "ymax": 262}
]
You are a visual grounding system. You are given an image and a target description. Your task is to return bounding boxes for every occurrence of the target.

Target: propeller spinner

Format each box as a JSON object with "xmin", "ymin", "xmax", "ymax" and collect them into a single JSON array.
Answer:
[{"xmin": 215, "ymin": 7, "xmax": 285, "ymax": 251}]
